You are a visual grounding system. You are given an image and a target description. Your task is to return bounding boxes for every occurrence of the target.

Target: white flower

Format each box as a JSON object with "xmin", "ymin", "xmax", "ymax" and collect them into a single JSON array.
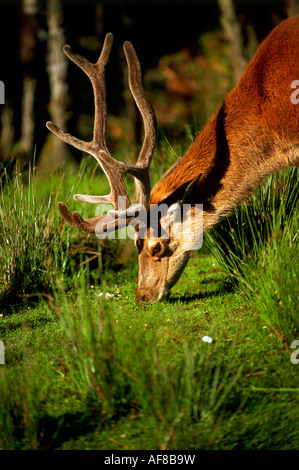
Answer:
[
  {"xmin": 98, "ymin": 292, "xmax": 114, "ymax": 298},
  {"xmin": 202, "ymin": 335, "xmax": 213, "ymax": 343}
]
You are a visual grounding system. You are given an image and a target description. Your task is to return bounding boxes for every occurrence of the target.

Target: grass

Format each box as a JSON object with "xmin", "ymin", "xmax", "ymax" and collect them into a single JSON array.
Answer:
[
  {"xmin": 0, "ymin": 159, "xmax": 298, "ymax": 450},
  {"xmin": 204, "ymin": 168, "xmax": 298, "ymax": 284},
  {"xmin": 204, "ymin": 167, "xmax": 299, "ymax": 342}
]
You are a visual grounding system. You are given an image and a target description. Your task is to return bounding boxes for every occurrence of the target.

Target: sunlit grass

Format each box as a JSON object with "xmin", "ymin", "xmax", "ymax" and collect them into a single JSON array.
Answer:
[
  {"xmin": 0, "ymin": 160, "xmax": 298, "ymax": 450},
  {"xmin": 204, "ymin": 167, "xmax": 298, "ymax": 341}
]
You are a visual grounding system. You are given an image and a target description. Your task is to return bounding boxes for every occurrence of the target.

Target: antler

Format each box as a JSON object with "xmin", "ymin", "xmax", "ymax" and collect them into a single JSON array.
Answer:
[{"xmin": 47, "ymin": 33, "xmax": 157, "ymax": 235}]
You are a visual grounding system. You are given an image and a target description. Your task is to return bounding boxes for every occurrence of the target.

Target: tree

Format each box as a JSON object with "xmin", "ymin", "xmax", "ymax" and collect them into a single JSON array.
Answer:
[
  {"xmin": 0, "ymin": 104, "xmax": 15, "ymax": 162},
  {"xmin": 38, "ymin": 0, "xmax": 70, "ymax": 170},
  {"xmin": 285, "ymin": 0, "xmax": 299, "ymax": 16},
  {"xmin": 217, "ymin": 0, "xmax": 247, "ymax": 85},
  {"xmin": 18, "ymin": 0, "xmax": 39, "ymax": 161}
]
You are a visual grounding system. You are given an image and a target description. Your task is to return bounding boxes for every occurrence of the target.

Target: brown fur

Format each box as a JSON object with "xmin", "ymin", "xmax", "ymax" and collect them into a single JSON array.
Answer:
[
  {"xmin": 149, "ymin": 16, "xmax": 299, "ymax": 232},
  {"xmin": 53, "ymin": 17, "xmax": 299, "ymax": 303},
  {"xmin": 135, "ymin": 16, "xmax": 299, "ymax": 302}
]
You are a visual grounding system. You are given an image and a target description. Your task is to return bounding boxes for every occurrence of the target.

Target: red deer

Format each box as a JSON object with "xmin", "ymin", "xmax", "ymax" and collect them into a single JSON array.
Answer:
[{"xmin": 47, "ymin": 16, "xmax": 299, "ymax": 303}]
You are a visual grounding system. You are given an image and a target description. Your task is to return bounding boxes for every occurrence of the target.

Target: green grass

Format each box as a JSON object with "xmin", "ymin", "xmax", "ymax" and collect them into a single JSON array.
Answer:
[
  {"xmin": 0, "ymin": 161, "xmax": 298, "ymax": 450},
  {"xmin": 204, "ymin": 168, "xmax": 298, "ymax": 283},
  {"xmin": 204, "ymin": 167, "xmax": 299, "ymax": 342}
]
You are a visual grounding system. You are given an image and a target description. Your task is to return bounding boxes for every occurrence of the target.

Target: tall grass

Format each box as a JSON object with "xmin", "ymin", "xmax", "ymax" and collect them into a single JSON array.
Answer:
[
  {"xmin": 204, "ymin": 168, "xmax": 298, "ymax": 282},
  {"xmin": 0, "ymin": 157, "xmax": 141, "ymax": 313},
  {"xmin": 204, "ymin": 167, "xmax": 298, "ymax": 341},
  {"xmin": 61, "ymin": 292, "xmax": 243, "ymax": 422},
  {"xmin": 0, "ymin": 162, "xmax": 69, "ymax": 306},
  {"xmin": 0, "ymin": 365, "xmax": 46, "ymax": 449},
  {"xmin": 0, "ymin": 273, "xmax": 243, "ymax": 450},
  {"xmin": 249, "ymin": 240, "xmax": 298, "ymax": 342}
]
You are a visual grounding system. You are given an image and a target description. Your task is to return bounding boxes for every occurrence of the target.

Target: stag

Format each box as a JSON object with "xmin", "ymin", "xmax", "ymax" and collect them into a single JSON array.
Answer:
[{"xmin": 47, "ymin": 16, "xmax": 299, "ymax": 303}]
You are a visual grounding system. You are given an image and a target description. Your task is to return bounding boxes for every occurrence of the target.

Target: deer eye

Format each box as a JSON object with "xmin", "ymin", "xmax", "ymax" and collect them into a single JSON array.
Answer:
[
  {"xmin": 145, "ymin": 240, "xmax": 167, "ymax": 258},
  {"xmin": 149, "ymin": 241, "xmax": 166, "ymax": 259},
  {"xmin": 152, "ymin": 242, "xmax": 161, "ymax": 256}
]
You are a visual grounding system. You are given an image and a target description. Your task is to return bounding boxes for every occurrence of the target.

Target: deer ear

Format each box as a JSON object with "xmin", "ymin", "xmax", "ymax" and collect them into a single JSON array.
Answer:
[
  {"xmin": 167, "ymin": 173, "xmax": 202, "ymax": 216},
  {"xmin": 159, "ymin": 172, "xmax": 202, "ymax": 208},
  {"xmin": 181, "ymin": 173, "xmax": 202, "ymax": 204}
]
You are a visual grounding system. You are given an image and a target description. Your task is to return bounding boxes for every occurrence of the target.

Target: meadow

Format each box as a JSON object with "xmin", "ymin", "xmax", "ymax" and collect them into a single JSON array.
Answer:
[{"xmin": 0, "ymin": 144, "xmax": 298, "ymax": 450}]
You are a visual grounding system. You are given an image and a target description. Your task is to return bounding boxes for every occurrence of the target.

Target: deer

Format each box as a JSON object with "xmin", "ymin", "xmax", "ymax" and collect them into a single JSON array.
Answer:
[{"xmin": 47, "ymin": 15, "xmax": 299, "ymax": 303}]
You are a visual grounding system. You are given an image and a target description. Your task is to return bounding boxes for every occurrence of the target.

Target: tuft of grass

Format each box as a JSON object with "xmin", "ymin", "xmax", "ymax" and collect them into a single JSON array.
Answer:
[
  {"xmin": 0, "ymin": 162, "xmax": 70, "ymax": 308},
  {"xmin": 0, "ymin": 271, "xmax": 245, "ymax": 450},
  {"xmin": 248, "ymin": 239, "xmax": 298, "ymax": 342},
  {"xmin": 204, "ymin": 167, "xmax": 298, "ymax": 341},
  {"xmin": 57, "ymin": 276, "xmax": 244, "ymax": 449},
  {"xmin": 204, "ymin": 168, "xmax": 298, "ymax": 282},
  {"xmin": 1, "ymin": 251, "xmax": 299, "ymax": 450},
  {"xmin": 0, "ymin": 159, "xmax": 130, "ymax": 310}
]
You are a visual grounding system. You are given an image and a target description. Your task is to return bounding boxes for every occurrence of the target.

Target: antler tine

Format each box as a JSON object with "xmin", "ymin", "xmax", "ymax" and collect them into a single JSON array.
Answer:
[
  {"xmin": 48, "ymin": 33, "xmax": 132, "ymax": 232},
  {"xmin": 57, "ymin": 202, "xmax": 133, "ymax": 235},
  {"xmin": 46, "ymin": 37, "xmax": 112, "ymax": 156},
  {"xmin": 48, "ymin": 34, "xmax": 157, "ymax": 235},
  {"xmin": 47, "ymin": 33, "xmax": 114, "ymax": 165},
  {"xmin": 98, "ymin": 40, "xmax": 157, "ymax": 207},
  {"xmin": 62, "ymin": 33, "xmax": 113, "ymax": 154},
  {"xmin": 124, "ymin": 41, "xmax": 157, "ymax": 169},
  {"xmin": 125, "ymin": 40, "xmax": 157, "ymax": 206}
]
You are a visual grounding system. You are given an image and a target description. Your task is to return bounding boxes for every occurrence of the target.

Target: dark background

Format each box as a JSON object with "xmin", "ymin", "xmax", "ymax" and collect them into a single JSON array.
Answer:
[{"xmin": 0, "ymin": 0, "xmax": 295, "ymax": 166}]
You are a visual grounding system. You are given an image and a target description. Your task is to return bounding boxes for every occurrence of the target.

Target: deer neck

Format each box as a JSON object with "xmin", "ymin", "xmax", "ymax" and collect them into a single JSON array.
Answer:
[{"xmin": 150, "ymin": 97, "xmax": 292, "ymax": 232}]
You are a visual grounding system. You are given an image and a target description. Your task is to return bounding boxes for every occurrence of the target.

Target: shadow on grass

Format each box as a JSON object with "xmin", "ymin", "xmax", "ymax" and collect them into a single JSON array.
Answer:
[
  {"xmin": 0, "ymin": 288, "xmax": 54, "ymax": 315},
  {"xmin": 38, "ymin": 411, "xmax": 99, "ymax": 450},
  {"xmin": 169, "ymin": 279, "xmax": 235, "ymax": 304}
]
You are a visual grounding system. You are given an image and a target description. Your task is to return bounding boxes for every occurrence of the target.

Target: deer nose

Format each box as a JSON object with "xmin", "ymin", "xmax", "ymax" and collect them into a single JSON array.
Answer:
[{"xmin": 136, "ymin": 288, "xmax": 159, "ymax": 303}]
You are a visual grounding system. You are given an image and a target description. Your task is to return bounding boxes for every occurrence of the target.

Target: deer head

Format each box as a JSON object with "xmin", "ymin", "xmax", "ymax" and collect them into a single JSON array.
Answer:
[
  {"xmin": 48, "ymin": 16, "xmax": 299, "ymax": 302},
  {"xmin": 47, "ymin": 33, "xmax": 202, "ymax": 302}
]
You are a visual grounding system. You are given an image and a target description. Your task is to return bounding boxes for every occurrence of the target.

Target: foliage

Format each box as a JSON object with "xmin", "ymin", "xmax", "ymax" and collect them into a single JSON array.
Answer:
[
  {"xmin": 204, "ymin": 167, "xmax": 298, "ymax": 341},
  {"xmin": 0, "ymin": 162, "xmax": 67, "ymax": 304},
  {"xmin": 204, "ymin": 168, "xmax": 298, "ymax": 281},
  {"xmin": 0, "ymin": 159, "xmax": 129, "ymax": 311}
]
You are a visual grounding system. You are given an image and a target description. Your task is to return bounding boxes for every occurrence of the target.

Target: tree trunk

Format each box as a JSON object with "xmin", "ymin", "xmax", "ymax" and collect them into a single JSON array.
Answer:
[
  {"xmin": 18, "ymin": 0, "xmax": 39, "ymax": 161},
  {"xmin": 0, "ymin": 103, "xmax": 15, "ymax": 161},
  {"xmin": 39, "ymin": 0, "xmax": 70, "ymax": 170},
  {"xmin": 285, "ymin": 0, "xmax": 299, "ymax": 17},
  {"xmin": 217, "ymin": 0, "xmax": 247, "ymax": 84}
]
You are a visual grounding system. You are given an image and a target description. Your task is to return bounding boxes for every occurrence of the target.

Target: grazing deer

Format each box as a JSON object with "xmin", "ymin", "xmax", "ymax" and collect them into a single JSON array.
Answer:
[{"xmin": 47, "ymin": 15, "xmax": 299, "ymax": 303}]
